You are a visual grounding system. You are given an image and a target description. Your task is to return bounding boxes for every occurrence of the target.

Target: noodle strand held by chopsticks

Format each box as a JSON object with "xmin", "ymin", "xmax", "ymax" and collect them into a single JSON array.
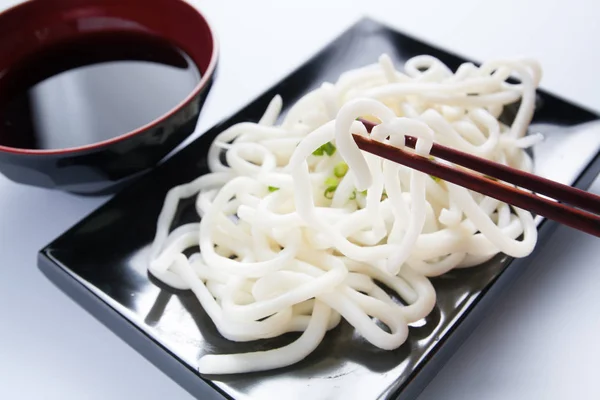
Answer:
[{"xmin": 149, "ymin": 54, "xmax": 540, "ymax": 374}]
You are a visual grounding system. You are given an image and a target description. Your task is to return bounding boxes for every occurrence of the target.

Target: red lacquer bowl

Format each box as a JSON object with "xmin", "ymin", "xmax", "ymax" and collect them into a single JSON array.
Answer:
[{"xmin": 0, "ymin": 0, "xmax": 218, "ymax": 194}]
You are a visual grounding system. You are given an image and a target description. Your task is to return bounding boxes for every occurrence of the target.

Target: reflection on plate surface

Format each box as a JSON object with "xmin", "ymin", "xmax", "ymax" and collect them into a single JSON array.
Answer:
[{"xmin": 39, "ymin": 18, "xmax": 600, "ymax": 400}]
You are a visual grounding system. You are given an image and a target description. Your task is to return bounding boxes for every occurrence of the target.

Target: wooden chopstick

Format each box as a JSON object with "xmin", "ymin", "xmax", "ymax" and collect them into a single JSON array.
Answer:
[
  {"xmin": 358, "ymin": 119, "xmax": 600, "ymax": 215},
  {"xmin": 354, "ymin": 119, "xmax": 600, "ymax": 237}
]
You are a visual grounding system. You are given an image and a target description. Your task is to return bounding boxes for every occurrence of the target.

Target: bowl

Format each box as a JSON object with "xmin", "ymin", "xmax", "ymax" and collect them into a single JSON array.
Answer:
[{"xmin": 0, "ymin": 0, "xmax": 218, "ymax": 194}]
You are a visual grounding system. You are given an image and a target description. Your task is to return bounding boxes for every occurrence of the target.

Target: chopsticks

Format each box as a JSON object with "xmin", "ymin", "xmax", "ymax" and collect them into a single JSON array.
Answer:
[{"xmin": 355, "ymin": 119, "xmax": 600, "ymax": 237}]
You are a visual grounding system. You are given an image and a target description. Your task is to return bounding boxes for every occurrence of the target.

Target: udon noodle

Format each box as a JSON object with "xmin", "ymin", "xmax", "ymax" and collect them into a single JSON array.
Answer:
[{"xmin": 149, "ymin": 54, "xmax": 541, "ymax": 374}]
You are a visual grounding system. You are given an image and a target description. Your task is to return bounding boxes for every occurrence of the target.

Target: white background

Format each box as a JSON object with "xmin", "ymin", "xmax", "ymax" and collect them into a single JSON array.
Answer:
[{"xmin": 1, "ymin": 0, "xmax": 599, "ymax": 399}]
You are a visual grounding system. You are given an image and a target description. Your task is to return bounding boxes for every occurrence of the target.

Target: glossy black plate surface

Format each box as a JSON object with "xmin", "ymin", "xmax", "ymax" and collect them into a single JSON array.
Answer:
[{"xmin": 38, "ymin": 18, "xmax": 600, "ymax": 400}]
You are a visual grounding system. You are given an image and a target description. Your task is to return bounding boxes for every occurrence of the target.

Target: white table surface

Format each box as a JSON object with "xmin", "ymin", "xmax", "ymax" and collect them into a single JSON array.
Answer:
[{"xmin": 1, "ymin": 0, "xmax": 599, "ymax": 399}]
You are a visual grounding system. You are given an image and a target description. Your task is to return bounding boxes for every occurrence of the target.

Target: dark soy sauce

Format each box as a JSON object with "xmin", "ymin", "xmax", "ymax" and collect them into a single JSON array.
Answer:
[{"xmin": 0, "ymin": 31, "xmax": 201, "ymax": 150}]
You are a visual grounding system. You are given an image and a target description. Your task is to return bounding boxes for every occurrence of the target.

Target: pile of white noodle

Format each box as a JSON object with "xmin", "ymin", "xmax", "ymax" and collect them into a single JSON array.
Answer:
[{"xmin": 149, "ymin": 54, "xmax": 541, "ymax": 375}]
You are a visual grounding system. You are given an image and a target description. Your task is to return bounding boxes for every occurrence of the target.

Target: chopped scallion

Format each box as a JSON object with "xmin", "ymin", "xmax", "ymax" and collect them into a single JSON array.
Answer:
[
  {"xmin": 325, "ymin": 176, "xmax": 339, "ymax": 187},
  {"xmin": 334, "ymin": 162, "xmax": 349, "ymax": 178},
  {"xmin": 313, "ymin": 141, "xmax": 337, "ymax": 156},
  {"xmin": 323, "ymin": 141, "xmax": 336, "ymax": 156},
  {"xmin": 324, "ymin": 186, "xmax": 337, "ymax": 199}
]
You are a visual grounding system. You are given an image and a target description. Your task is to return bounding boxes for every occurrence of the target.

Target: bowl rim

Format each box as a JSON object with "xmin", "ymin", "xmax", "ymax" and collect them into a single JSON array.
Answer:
[{"xmin": 0, "ymin": 0, "xmax": 219, "ymax": 156}]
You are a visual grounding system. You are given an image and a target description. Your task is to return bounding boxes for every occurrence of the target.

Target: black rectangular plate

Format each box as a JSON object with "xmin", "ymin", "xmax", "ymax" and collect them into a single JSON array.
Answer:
[{"xmin": 38, "ymin": 18, "xmax": 600, "ymax": 400}]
